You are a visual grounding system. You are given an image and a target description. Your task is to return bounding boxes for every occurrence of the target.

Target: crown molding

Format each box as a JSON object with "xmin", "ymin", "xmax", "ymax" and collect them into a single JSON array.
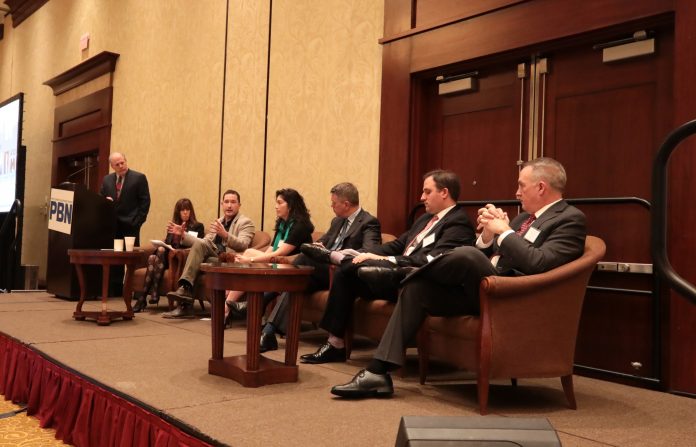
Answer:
[
  {"xmin": 4, "ymin": 0, "xmax": 50, "ymax": 27},
  {"xmin": 44, "ymin": 51, "xmax": 120, "ymax": 96}
]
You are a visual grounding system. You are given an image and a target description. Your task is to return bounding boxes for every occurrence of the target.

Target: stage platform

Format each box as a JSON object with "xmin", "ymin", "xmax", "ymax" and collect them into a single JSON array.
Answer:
[{"xmin": 1, "ymin": 291, "xmax": 696, "ymax": 446}]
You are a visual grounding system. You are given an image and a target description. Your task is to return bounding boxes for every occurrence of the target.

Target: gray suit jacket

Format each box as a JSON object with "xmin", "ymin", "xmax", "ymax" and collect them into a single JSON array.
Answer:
[
  {"xmin": 182, "ymin": 213, "xmax": 255, "ymax": 253},
  {"xmin": 493, "ymin": 200, "xmax": 586, "ymax": 275}
]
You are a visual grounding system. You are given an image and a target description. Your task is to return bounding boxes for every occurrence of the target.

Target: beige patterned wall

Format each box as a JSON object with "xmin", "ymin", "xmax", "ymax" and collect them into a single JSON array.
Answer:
[
  {"xmin": 222, "ymin": 0, "xmax": 271, "ymax": 230},
  {"xmin": 0, "ymin": 0, "xmax": 383, "ymax": 281},
  {"xmin": 264, "ymin": 0, "xmax": 383, "ymax": 232}
]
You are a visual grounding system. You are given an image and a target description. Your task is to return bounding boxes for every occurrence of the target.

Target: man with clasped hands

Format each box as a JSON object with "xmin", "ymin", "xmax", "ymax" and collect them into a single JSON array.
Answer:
[{"xmin": 330, "ymin": 157, "xmax": 587, "ymax": 398}]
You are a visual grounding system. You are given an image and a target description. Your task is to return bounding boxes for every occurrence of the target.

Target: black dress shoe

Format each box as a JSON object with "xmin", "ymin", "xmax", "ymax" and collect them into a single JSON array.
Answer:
[
  {"xmin": 166, "ymin": 283, "xmax": 194, "ymax": 304},
  {"xmin": 300, "ymin": 342, "xmax": 346, "ymax": 364},
  {"xmin": 300, "ymin": 243, "xmax": 333, "ymax": 264},
  {"xmin": 260, "ymin": 332, "xmax": 278, "ymax": 353},
  {"xmin": 148, "ymin": 294, "xmax": 160, "ymax": 305},
  {"xmin": 227, "ymin": 301, "xmax": 247, "ymax": 319},
  {"xmin": 331, "ymin": 369, "xmax": 394, "ymax": 398},
  {"xmin": 132, "ymin": 294, "xmax": 147, "ymax": 313},
  {"xmin": 162, "ymin": 303, "xmax": 194, "ymax": 319}
]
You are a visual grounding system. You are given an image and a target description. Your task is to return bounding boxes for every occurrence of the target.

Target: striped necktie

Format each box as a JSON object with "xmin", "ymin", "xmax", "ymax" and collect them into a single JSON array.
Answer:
[
  {"xmin": 115, "ymin": 175, "xmax": 123, "ymax": 200},
  {"xmin": 516, "ymin": 214, "xmax": 536, "ymax": 235},
  {"xmin": 330, "ymin": 219, "xmax": 349, "ymax": 251}
]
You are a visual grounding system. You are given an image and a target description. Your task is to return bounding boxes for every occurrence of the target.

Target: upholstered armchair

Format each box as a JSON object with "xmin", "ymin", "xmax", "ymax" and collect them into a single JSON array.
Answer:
[{"xmin": 417, "ymin": 235, "xmax": 606, "ymax": 414}]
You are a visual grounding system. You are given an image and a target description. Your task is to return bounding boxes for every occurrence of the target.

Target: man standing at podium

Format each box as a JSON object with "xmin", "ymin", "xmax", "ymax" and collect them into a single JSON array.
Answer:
[
  {"xmin": 100, "ymin": 152, "xmax": 151, "ymax": 244},
  {"xmin": 100, "ymin": 152, "xmax": 151, "ymax": 296}
]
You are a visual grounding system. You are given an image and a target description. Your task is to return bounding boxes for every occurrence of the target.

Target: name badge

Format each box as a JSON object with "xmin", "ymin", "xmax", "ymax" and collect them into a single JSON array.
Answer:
[
  {"xmin": 524, "ymin": 226, "xmax": 541, "ymax": 243},
  {"xmin": 187, "ymin": 230, "xmax": 199, "ymax": 238},
  {"xmin": 422, "ymin": 233, "xmax": 436, "ymax": 247}
]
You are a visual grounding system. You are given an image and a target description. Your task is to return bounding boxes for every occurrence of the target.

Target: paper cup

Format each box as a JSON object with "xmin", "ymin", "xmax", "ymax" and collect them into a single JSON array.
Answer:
[
  {"xmin": 124, "ymin": 236, "xmax": 136, "ymax": 252},
  {"xmin": 114, "ymin": 239, "xmax": 124, "ymax": 251}
]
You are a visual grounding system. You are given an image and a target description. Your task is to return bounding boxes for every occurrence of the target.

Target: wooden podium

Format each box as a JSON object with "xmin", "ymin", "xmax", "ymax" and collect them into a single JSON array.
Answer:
[{"xmin": 46, "ymin": 183, "xmax": 116, "ymax": 299}]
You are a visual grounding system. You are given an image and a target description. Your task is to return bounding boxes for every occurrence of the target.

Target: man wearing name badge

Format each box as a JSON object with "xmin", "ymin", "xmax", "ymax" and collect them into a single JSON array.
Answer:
[
  {"xmin": 253, "ymin": 182, "xmax": 382, "ymax": 353},
  {"xmin": 164, "ymin": 189, "xmax": 255, "ymax": 318},
  {"xmin": 330, "ymin": 157, "xmax": 587, "ymax": 398},
  {"xmin": 100, "ymin": 152, "xmax": 151, "ymax": 296},
  {"xmin": 299, "ymin": 170, "xmax": 476, "ymax": 364}
]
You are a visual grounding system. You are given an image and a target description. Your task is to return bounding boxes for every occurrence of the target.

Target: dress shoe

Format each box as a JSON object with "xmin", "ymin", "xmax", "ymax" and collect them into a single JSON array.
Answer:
[
  {"xmin": 226, "ymin": 301, "xmax": 247, "ymax": 319},
  {"xmin": 300, "ymin": 342, "xmax": 346, "ymax": 364},
  {"xmin": 148, "ymin": 293, "xmax": 160, "ymax": 305},
  {"xmin": 300, "ymin": 243, "xmax": 332, "ymax": 264},
  {"xmin": 330, "ymin": 369, "xmax": 394, "ymax": 398},
  {"xmin": 166, "ymin": 283, "xmax": 194, "ymax": 304},
  {"xmin": 132, "ymin": 294, "xmax": 147, "ymax": 313},
  {"xmin": 161, "ymin": 303, "xmax": 194, "ymax": 319},
  {"xmin": 260, "ymin": 332, "xmax": 278, "ymax": 353}
]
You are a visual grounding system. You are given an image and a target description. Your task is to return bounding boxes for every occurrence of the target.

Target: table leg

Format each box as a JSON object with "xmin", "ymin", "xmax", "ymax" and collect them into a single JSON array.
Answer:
[
  {"xmin": 73, "ymin": 264, "xmax": 87, "ymax": 319},
  {"xmin": 284, "ymin": 291, "xmax": 304, "ymax": 366},
  {"xmin": 246, "ymin": 291, "xmax": 263, "ymax": 371},
  {"xmin": 211, "ymin": 289, "xmax": 225, "ymax": 360},
  {"xmin": 97, "ymin": 262, "xmax": 111, "ymax": 325},
  {"xmin": 122, "ymin": 263, "xmax": 135, "ymax": 317}
]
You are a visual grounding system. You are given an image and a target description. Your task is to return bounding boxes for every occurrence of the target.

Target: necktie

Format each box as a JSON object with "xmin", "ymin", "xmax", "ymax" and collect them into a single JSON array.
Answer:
[
  {"xmin": 330, "ymin": 219, "xmax": 349, "ymax": 250},
  {"xmin": 490, "ymin": 214, "xmax": 536, "ymax": 267},
  {"xmin": 115, "ymin": 175, "xmax": 123, "ymax": 200},
  {"xmin": 516, "ymin": 214, "xmax": 536, "ymax": 235},
  {"xmin": 403, "ymin": 215, "xmax": 439, "ymax": 255}
]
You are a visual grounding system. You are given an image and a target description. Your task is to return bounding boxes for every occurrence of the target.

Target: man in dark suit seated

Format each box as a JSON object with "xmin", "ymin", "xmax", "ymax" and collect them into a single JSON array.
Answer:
[
  {"xmin": 300, "ymin": 170, "xmax": 476, "ymax": 364},
  {"xmin": 255, "ymin": 182, "xmax": 382, "ymax": 352},
  {"xmin": 100, "ymin": 152, "xmax": 151, "ymax": 296},
  {"xmin": 330, "ymin": 157, "xmax": 587, "ymax": 397}
]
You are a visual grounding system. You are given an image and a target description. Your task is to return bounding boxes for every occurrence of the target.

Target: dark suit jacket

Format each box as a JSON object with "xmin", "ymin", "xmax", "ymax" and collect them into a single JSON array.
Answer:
[
  {"xmin": 493, "ymin": 200, "xmax": 586, "ymax": 275},
  {"xmin": 100, "ymin": 169, "xmax": 151, "ymax": 237},
  {"xmin": 371, "ymin": 205, "xmax": 475, "ymax": 267},
  {"xmin": 318, "ymin": 208, "xmax": 381, "ymax": 251}
]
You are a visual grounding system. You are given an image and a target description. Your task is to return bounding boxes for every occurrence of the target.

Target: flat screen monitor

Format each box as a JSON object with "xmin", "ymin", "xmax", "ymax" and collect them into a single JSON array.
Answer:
[{"xmin": 0, "ymin": 93, "xmax": 24, "ymax": 213}]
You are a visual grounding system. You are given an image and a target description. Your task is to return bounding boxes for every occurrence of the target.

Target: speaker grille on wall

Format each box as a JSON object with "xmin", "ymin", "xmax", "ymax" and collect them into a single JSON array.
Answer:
[{"xmin": 395, "ymin": 416, "xmax": 561, "ymax": 447}]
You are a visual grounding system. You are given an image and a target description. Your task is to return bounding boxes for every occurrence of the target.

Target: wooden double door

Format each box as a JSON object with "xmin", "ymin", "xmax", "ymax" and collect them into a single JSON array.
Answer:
[{"xmin": 411, "ymin": 24, "xmax": 673, "ymax": 384}]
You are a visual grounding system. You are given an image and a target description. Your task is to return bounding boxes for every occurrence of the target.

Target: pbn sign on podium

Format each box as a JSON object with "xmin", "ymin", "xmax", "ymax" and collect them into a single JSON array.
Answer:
[{"xmin": 48, "ymin": 188, "xmax": 74, "ymax": 235}]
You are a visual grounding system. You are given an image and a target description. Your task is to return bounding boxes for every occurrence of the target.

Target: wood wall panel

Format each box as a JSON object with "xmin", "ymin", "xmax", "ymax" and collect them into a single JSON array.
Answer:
[
  {"xmin": 377, "ymin": 38, "xmax": 413, "ymax": 234},
  {"xmin": 414, "ymin": 0, "xmax": 522, "ymax": 28},
  {"xmin": 409, "ymin": 0, "xmax": 672, "ymax": 72},
  {"xmin": 383, "ymin": 0, "xmax": 413, "ymax": 37},
  {"xmin": 668, "ymin": 0, "xmax": 696, "ymax": 395}
]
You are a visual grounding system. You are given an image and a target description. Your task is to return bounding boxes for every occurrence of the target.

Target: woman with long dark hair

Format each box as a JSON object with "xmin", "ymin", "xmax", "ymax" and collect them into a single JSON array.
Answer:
[
  {"xmin": 225, "ymin": 188, "xmax": 314, "ymax": 323},
  {"xmin": 133, "ymin": 198, "xmax": 204, "ymax": 312}
]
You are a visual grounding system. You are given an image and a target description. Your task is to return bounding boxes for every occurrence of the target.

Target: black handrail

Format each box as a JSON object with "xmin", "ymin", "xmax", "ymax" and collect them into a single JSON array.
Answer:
[
  {"xmin": 0, "ymin": 199, "xmax": 22, "ymax": 292},
  {"xmin": 652, "ymin": 119, "xmax": 696, "ymax": 304}
]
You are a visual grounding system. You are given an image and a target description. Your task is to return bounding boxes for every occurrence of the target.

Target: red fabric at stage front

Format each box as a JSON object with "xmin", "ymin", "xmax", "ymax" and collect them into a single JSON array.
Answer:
[{"xmin": 0, "ymin": 332, "xmax": 213, "ymax": 447}]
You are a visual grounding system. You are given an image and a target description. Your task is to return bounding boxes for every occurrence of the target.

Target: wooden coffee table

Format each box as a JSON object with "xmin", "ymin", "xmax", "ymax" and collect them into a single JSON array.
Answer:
[
  {"xmin": 201, "ymin": 262, "xmax": 313, "ymax": 387},
  {"xmin": 68, "ymin": 249, "xmax": 144, "ymax": 325}
]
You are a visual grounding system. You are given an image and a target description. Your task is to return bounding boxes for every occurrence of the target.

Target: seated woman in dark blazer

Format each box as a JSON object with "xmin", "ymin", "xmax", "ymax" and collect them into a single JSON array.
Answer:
[
  {"xmin": 225, "ymin": 188, "xmax": 314, "ymax": 323},
  {"xmin": 133, "ymin": 198, "xmax": 204, "ymax": 312}
]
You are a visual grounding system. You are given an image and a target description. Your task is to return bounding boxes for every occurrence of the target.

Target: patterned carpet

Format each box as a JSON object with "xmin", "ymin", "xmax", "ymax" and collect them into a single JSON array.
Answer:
[{"xmin": 0, "ymin": 397, "xmax": 66, "ymax": 446}]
